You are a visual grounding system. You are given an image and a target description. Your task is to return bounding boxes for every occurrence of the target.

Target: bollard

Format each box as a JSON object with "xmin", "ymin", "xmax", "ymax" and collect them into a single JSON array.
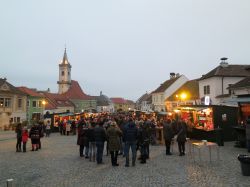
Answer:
[{"xmin": 6, "ymin": 179, "xmax": 14, "ymax": 187}]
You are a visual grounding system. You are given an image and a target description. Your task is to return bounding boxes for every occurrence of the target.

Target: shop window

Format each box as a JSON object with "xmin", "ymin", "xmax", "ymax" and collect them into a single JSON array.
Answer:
[
  {"xmin": 18, "ymin": 98, "xmax": 22, "ymax": 108},
  {"xmin": 32, "ymin": 101, "xmax": 37, "ymax": 108}
]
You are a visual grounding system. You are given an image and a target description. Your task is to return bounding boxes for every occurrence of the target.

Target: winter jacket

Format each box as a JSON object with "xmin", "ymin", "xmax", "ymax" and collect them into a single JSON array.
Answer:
[
  {"xmin": 177, "ymin": 122, "xmax": 187, "ymax": 142},
  {"xmin": 123, "ymin": 122, "xmax": 138, "ymax": 142},
  {"xmin": 94, "ymin": 125, "xmax": 106, "ymax": 142},
  {"xmin": 107, "ymin": 126, "xmax": 122, "ymax": 151},
  {"xmin": 163, "ymin": 121, "xmax": 174, "ymax": 141},
  {"xmin": 86, "ymin": 128, "xmax": 95, "ymax": 142},
  {"xmin": 22, "ymin": 130, "xmax": 29, "ymax": 143}
]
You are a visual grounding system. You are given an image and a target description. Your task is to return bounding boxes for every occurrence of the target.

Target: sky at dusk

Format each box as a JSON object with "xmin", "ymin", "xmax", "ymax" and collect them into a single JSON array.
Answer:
[{"xmin": 1, "ymin": 0, "xmax": 250, "ymax": 101}]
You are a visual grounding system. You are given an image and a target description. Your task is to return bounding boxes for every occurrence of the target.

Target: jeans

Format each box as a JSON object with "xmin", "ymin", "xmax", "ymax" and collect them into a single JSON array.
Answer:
[
  {"xmin": 79, "ymin": 145, "xmax": 84, "ymax": 157},
  {"xmin": 16, "ymin": 137, "xmax": 22, "ymax": 151},
  {"xmin": 96, "ymin": 141, "xmax": 104, "ymax": 164},
  {"xmin": 85, "ymin": 144, "xmax": 89, "ymax": 157},
  {"xmin": 89, "ymin": 142, "xmax": 96, "ymax": 161},
  {"xmin": 124, "ymin": 141, "xmax": 137, "ymax": 166}
]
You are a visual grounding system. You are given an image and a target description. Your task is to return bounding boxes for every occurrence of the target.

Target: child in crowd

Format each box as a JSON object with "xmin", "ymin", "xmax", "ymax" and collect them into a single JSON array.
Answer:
[{"xmin": 22, "ymin": 128, "xmax": 29, "ymax": 152}]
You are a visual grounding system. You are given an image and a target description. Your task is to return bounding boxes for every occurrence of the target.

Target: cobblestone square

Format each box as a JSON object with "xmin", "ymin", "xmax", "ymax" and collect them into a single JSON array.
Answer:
[{"xmin": 1, "ymin": 132, "xmax": 250, "ymax": 187}]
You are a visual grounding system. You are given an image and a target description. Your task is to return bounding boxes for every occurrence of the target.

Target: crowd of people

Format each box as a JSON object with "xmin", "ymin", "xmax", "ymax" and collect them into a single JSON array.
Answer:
[
  {"xmin": 75, "ymin": 113, "xmax": 188, "ymax": 167},
  {"xmin": 15, "ymin": 113, "xmax": 188, "ymax": 167}
]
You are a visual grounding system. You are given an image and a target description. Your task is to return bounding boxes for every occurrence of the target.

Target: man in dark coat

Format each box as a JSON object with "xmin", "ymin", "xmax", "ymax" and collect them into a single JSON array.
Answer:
[
  {"xmin": 163, "ymin": 118, "xmax": 174, "ymax": 155},
  {"xmin": 138, "ymin": 122, "xmax": 150, "ymax": 164},
  {"xmin": 177, "ymin": 120, "xmax": 187, "ymax": 156},
  {"xmin": 77, "ymin": 121, "xmax": 85, "ymax": 157},
  {"xmin": 123, "ymin": 117, "xmax": 138, "ymax": 167},
  {"xmin": 94, "ymin": 122, "xmax": 107, "ymax": 164}
]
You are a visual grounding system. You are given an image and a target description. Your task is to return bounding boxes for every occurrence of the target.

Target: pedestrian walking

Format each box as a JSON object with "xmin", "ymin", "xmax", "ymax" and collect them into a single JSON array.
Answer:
[
  {"xmin": 87, "ymin": 120, "xmax": 96, "ymax": 161},
  {"xmin": 45, "ymin": 120, "xmax": 51, "ymax": 137}
]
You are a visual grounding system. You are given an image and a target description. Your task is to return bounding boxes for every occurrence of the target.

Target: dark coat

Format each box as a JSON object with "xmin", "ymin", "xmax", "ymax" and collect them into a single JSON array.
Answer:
[
  {"xmin": 138, "ymin": 126, "xmax": 150, "ymax": 146},
  {"xmin": 107, "ymin": 126, "xmax": 122, "ymax": 151},
  {"xmin": 177, "ymin": 122, "xmax": 187, "ymax": 142},
  {"xmin": 123, "ymin": 122, "xmax": 138, "ymax": 142},
  {"xmin": 163, "ymin": 121, "xmax": 174, "ymax": 141},
  {"xmin": 86, "ymin": 128, "xmax": 95, "ymax": 142},
  {"xmin": 77, "ymin": 126, "xmax": 85, "ymax": 146},
  {"xmin": 94, "ymin": 125, "xmax": 106, "ymax": 142}
]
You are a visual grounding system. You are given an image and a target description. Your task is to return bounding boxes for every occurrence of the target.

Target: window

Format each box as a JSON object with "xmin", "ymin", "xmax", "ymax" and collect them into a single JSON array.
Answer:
[
  {"xmin": 68, "ymin": 72, "xmax": 70, "ymax": 76},
  {"xmin": 61, "ymin": 71, "xmax": 65, "ymax": 76},
  {"xmin": 17, "ymin": 117, "xmax": 20, "ymax": 123},
  {"xmin": 32, "ymin": 101, "xmax": 37, "ymax": 108},
  {"xmin": 27, "ymin": 100, "xmax": 30, "ymax": 107},
  {"xmin": 5, "ymin": 98, "xmax": 11, "ymax": 107},
  {"xmin": 38, "ymin": 101, "xmax": 42, "ymax": 108},
  {"xmin": 18, "ymin": 98, "xmax": 22, "ymax": 108},
  {"xmin": 204, "ymin": 85, "xmax": 210, "ymax": 95},
  {"xmin": 0, "ymin": 98, "xmax": 3, "ymax": 107}
]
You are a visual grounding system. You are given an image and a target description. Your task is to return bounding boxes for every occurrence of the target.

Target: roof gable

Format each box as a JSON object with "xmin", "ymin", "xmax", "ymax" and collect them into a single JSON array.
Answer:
[
  {"xmin": 229, "ymin": 77, "xmax": 250, "ymax": 90},
  {"xmin": 166, "ymin": 79, "xmax": 199, "ymax": 101},
  {"xmin": 200, "ymin": 65, "xmax": 250, "ymax": 80},
  {"xmin": 0, "ymin": 78, "xmax": 26, "ymax": 95},
  {"xmin": 62, "ymin": 80, "xmax": 92, "ymax": 100},
  {"xmin": 18, "ymin": 87, "xmax": 43, "ymax": 97},
  {"xmin": 152, "ymin": 76, "xmax": 180, "ymax": 94}
]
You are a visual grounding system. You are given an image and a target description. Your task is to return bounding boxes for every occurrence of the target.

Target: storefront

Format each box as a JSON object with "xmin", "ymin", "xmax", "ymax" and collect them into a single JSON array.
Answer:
[{"xmin": 174, "ymin": 105, "xmax": 239, "ymax": 142}]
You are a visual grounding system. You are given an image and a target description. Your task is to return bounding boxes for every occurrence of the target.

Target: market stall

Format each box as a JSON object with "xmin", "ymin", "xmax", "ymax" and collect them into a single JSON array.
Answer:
[{"xmin": 174, "ymin": 105, "xmax": 238, "ymax": 142}]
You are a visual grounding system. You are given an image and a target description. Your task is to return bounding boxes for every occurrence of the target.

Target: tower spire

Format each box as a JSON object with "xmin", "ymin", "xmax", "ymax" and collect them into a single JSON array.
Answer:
[{"xmin": 62, "ymin": 48, "xmax": 69, "ymax": 64}]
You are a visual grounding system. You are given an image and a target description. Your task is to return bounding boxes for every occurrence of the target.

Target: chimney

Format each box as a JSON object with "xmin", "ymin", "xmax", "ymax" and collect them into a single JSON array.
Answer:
[
  {"xmin": 220, "ymin": 57, "xmax": 229, "ymax": 67},
  {"xmin": 170, "ymin": 72, "xmax": 175, "ymax": 79}
]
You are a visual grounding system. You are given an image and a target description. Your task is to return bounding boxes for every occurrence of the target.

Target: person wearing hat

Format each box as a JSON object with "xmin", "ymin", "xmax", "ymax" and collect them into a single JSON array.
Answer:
[{"xmin": 106, "ymin": 121, "xmax": 122, "ymax": 166}]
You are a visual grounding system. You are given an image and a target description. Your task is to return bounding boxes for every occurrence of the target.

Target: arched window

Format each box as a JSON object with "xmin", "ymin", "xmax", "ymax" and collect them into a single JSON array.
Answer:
[{"xmin": 61, "ymin": 71, "xmax": 65, "ymax": 76}]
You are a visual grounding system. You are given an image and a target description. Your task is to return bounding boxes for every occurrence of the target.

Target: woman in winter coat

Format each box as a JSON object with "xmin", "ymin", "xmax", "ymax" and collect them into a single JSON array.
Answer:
[
  {"xmin": 106, "ymin": 121, "xmax": 122, "ymax": 166},
  {"xmin": 29, "ymin": 124, "xmax": 40, "ymax": 151},
  {"xmin": 176, "ymin": 120, "xmax": 187, "ymax": 156}
]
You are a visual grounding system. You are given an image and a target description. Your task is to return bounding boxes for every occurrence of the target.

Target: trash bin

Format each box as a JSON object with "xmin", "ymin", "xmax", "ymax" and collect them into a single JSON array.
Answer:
[
  {"xmin": 215, "ymin": 128, "xmax": 224, "ymax": 146},
  {"xmin": 238, "ymin": 154, "xmax": 250, "ymax": 176}
]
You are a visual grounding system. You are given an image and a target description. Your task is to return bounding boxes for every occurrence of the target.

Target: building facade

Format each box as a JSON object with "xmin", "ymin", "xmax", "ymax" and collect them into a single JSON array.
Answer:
[
  {"xmin": 152, "ymin": 74, "xmax": 188, "ymax": 112},
  {"xmin": 0, "ymin": 78, "xmax": 27, "ymax": 129}
]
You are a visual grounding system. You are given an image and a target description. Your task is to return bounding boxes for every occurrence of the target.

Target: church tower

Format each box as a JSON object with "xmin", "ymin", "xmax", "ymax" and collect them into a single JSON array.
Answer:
[{"xmin": 57, "ymin": 48, "xmax": 72, "ymax": 94}]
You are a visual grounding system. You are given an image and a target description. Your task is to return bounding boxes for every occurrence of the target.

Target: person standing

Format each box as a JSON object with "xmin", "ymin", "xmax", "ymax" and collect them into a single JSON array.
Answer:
[
  {"xmin": 138, "ymin": 123, "xmax": 150, "ymax": 164},
  {"xmin": 45, "ymin": 120, "xmax": 51, "ymax": 137},
  {"xmin": 94, "ymin": 120, "xmax": 107, "ymax": 164},
  {"xmin": 124, "ymin": 117, "xmax": 138, "ymax": 167},
  {"xmin": 176, "ymin": 120, "xmax": 187, "ymax": 156},
  {"xmin": 15, "ymin": 123, "xmax": 22, "ymax": 152},
  {"xmin": 29, "ymin": 123, "xmax": 40, "ymax": 151},
  {"xmin": 77, "ymin": 119, "xmax": 85, "ymax": 157},
  {"xmin": 163, "ymin": 119, "xmax": 174, "ymax": 155},
  {"xmin": 87, "ymin": 120, "xmax": 96, "ymax": 161},
  {"xmin": 22, "ymin": 127, "xmax": 29, "ymax": 152},
  {"xmin": 106, "ymin": 121, "xmax": 122, "ymax": 166},
  {"xmin": 66, "ymin": 120, "xmax": 71, "ymax": 136}
]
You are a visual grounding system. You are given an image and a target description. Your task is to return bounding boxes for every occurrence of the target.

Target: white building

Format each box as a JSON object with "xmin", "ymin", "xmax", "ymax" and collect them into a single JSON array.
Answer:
[
  {"xmin": 136, "ymin": 93, "xmax": 152, "ymax": 112},
  {"xmin": 152, "ymin": 73, "xmax": 188, "ymax": 112},
  {"xmin": 199, "ymin": 58, "xmax": 250, "ymax": 105}
]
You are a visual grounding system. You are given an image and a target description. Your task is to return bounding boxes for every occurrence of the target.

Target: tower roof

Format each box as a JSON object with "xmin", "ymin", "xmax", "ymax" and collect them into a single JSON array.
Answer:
[{"xmin": 60, "ymin": 48, "xmax": 71, "ymax": 67}]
